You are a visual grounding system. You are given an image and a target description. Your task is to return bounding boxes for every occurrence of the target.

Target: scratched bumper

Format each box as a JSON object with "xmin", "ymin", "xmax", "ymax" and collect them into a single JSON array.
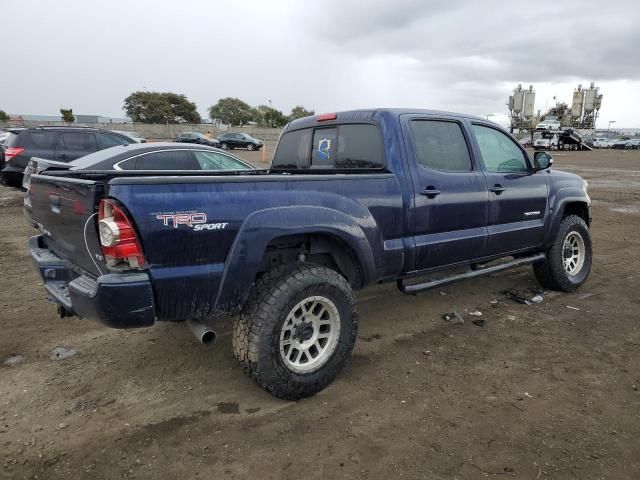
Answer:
[{"xmin": 29, "ymin": 235, "xmax": 156, "ymax": 328}]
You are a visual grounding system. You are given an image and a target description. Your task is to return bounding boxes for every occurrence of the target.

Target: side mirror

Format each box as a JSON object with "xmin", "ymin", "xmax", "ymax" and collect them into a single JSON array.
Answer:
[{"xmin": 534, "ymin": 151, "xmax": 553, "ymax": 170}]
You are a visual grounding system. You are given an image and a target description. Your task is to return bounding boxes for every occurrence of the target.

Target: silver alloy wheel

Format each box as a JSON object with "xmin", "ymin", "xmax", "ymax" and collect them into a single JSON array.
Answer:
[
  {"xmin": 562, "ymin": 231, "xmax": 586, "ymax": 276},
  {"xmin": 221, "ymin": 143, "xmax": 228, "ymax": 150},
  {"xmin": 247, "ymin": 143, "xmax": 255, "ymax": 151},
  {"xmin": 279, "ymin": 296, "xmax": 341, "ymax": 374}
]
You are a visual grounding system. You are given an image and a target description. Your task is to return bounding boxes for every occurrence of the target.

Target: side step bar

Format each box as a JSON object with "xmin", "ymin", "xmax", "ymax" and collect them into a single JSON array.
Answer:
[{"xmin": 397, "ymin": 253, "xmax": 546, "ymax": 295}]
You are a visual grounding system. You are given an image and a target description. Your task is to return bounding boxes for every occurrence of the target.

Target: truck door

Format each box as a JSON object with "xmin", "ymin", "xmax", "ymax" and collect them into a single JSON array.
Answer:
[
  {"xmin": 401, "ymin": 116, "xmax": 490, "ymax": 271},
  {"xmin": 469, "ymin": 123, "xmax": 548, "ymax": 255}
]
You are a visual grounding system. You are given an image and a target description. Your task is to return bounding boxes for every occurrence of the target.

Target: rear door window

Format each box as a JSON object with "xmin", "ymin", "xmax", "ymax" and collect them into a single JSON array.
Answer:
[
  {"xmin": 27, "ymin": 131, "xmax": 58, "ymax": 149},
  {"xmin": 57, "ymin": 132, "xmax": 98, "ymax": 152},
  {"xmin": 136, "ymin": 150, "xmax": 199, "ymax": 170},
  {"xmin": 410, "ymin": 120, "xmax": 472, "ymax": 171},
  {"xmin": 193, "ymin": 151, "xmax": 250, "ymax": 170},
  {"xmin": 116, "ymin": 158, "xmax": 138, "ymax": 170}
]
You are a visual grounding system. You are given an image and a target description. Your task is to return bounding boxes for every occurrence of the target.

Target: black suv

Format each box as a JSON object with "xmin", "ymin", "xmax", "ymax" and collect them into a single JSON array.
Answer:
[
  {"xmin": 174, "ymin": 132, "xmax": 221, "ymax": 148},
  {"xmin": 1, "ymin": 126, "xmax": 133, "ymax": 187},
  {"xmin": 218, "ymin": 132, "xmax": 263, "ymax": 151}
]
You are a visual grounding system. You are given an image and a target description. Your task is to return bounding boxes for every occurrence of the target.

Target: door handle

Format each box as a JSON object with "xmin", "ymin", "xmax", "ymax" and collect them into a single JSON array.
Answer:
[
  {"xmin": 58, "ymin": 154, "xmax": 68, "ymax": 159},
  {"xmin": 489, "ymin": 184, "xmax": 506, "ymax": 194},
  {"xmin": 420, "ymin": 186, "xmax": 441, "ymax": 198}
]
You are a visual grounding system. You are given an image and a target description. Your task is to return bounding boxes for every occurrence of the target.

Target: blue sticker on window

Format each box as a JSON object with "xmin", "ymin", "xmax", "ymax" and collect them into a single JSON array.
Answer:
[{"xmin": 316, "ymin": 138, "xmax": 331, "ymax": 161}]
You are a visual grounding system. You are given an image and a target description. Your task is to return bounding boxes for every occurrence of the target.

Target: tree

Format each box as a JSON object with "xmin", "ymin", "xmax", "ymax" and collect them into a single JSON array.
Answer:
[
  {"xmin": 60, "ymin": 108, "xmax": 75, "ymax": 123},
  {"xmin": 123, "ymin": 91, "xmax": 201, "ymax": 124},
  {"xmin": 208, "ymin": 98, "xmax": 254, "ymax": 126},
  {"xmin": 544, "ymin": 102, "xmax": 569, "ymax": 119},
  {"xmin": 0, "ymin": 110, "xmax": 9, "ymax": 123},
  {"xmin": 254, "ymin": 105, "xmax": 289, "ymax": 128},
  {"xmin": 289, "ymin": 105, "xmax": 314, "ymax": 121}
]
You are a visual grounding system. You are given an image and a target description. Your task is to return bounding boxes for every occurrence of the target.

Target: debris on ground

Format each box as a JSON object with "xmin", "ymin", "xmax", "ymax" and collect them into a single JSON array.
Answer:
[
  {"xmin": 490, "ymin": 299, "xmax": 498, "ymax": 306},
  {"xmin": 472, "ymin": 319, "xmax": 485, "ymax": 327},
  {"xmin": 442, "ymin": 311, "xmax": 464, "ymax": 325},
  {"xmin": 4, "ymin": 355, "xmax": 24, "ymax": 366},
  {"xmin": 469, "ymin": 310, "xmax": 483, "ymax": 317},
  {"xmin": 439, "ymin": 291, "xmax": 447, "ymax": 296},
  {"xmin": 507, "ymin": 315, "xmax": 516, "ymax": 321},
  {"xmin": 566, "ymin": 306, "xmax": 581, "ymax": 311},
  {"xmin": 50, "ymin": 347, "xmax": 77, "ymax": 361},
  {"xmin": 504, "ymin": 290, "xmax": 530, "ymax": 305},
  {"xmin": 531, "ymin": 295, "xmax": 544, "ymax": 304}
]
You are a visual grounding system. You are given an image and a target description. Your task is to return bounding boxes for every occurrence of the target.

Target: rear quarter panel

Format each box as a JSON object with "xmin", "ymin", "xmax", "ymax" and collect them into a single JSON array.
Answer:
[{"xmin": 107, "ymin": 174, "xmax": 404, "ymax": 320}]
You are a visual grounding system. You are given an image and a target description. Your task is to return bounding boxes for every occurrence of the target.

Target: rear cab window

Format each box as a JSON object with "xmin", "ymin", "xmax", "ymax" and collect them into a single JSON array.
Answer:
[{"xmin": 273, "ymin": 123, "xmax": 384, "ymax": 170}]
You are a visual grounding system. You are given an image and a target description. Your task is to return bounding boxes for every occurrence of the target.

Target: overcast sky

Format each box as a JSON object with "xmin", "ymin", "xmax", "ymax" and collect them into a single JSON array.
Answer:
[{"xmin": 3, "ymin": 0, "xmax": 639, "ymax": 127}]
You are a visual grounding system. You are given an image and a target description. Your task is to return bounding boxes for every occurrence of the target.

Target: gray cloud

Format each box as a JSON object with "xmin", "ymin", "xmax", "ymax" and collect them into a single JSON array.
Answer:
[{"xmin": 2, "ymin": 0, "xmax": 639, "ymax": 125}]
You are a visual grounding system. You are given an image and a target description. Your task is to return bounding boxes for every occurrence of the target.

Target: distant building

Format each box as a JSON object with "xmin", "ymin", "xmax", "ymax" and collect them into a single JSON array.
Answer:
[{"xmin": 10, "ymin": 114, "xmax": 132, "ymax": 124}]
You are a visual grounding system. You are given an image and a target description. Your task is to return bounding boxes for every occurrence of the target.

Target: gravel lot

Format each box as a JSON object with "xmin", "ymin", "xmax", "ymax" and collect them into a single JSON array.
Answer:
[{"xmin": 1, "ymin": 150, "xmax": 639, "ymax": 479}]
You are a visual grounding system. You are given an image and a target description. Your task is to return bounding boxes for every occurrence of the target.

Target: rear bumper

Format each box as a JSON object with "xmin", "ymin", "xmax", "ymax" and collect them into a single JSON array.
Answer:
[
  {"xmin": 29, "ymin": 235, "xmax": 156, "ymax": 328},
  {"xmin": 1, "ymin": 166, "xmax": 23, "ymax": 186}
]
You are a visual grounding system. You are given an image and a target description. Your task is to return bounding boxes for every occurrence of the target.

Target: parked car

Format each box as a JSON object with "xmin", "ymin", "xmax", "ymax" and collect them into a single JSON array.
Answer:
[
  {"xmin": 592, "ymin": 137, "xmax": 610, "ymax": 148},
  {"xmin": 23, "ymin": 143, "xmax": 253, "ymax": 207},
  {"xmin": 26, "ymin": 108, "xmax": 592, "ymax": 400},
  {"xmin": 175, "ymin": 132, "xmax": 220, "ymax": 148},
  {"xmin": 611, "ymin": 139, "xmax": 630, "ymax": 149},
  {"xmin": 533, "ymin": 132, "xmax": 559, "ymax": 150},
  {"xmin": 536, "ymin": 118, "xmax": 561, "ymax": 130},
  {"xmin": 218, "ymin": 132, "xmax": 263, "ymax": 151},
  {"xmin": 0, "ymin": 126, "xmax": 134, "ymax": 187},
  {"xmin": 112, "ymin": 130, "xmax": 146, "ymax": 143},
  {"xmin": 626, "ymin": 139, "xmax": 640, "ymax": 149}
]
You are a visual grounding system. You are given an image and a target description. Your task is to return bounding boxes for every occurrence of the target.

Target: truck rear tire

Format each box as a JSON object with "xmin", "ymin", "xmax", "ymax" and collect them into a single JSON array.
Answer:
[
  {"xmin": 233, "ymin": 264, "xmax": 358, "ymax": 400},
  {"xmin": 533, "ymin": 215, "xmax": 592, "ymax": 292}
]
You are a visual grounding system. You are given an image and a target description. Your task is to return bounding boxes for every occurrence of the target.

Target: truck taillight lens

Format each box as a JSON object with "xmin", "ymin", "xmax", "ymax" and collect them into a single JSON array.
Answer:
[
  {"xmin": 4, "ymin": 147, "xmax": 24, "ymax": 162},
  {"xmin": 98, "ymin": 199, "xmax": 146, "ymax": 270}
]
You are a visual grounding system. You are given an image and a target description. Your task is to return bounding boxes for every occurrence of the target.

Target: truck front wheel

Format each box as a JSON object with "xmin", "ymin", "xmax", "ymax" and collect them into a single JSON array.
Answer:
[
  {"xmin": 533, "ymin": 215, "xmax": 592, "ymax": 292},
  {"xmin": 233, "ymin": 264, "xmax": 358, "ymax": 400}
]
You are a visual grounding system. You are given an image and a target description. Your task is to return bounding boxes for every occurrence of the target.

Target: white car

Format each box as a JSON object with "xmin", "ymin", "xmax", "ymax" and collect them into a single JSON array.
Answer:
[
  {"xmin": 536, "ymin": 119, "xmax": 561, "ymax": 130},
  {"xmin": 533, "ymin": 133, "xmax": 559, "ymax": 150},
  {"xmin": 592, "ymin": 138, "xmax": 610, "ymax": 148}
]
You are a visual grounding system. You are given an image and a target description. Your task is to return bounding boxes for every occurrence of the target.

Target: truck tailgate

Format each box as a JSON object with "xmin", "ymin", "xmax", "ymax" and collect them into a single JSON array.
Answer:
[{"xmin": 28, "ymin": 174, "xmax": 105, "ymax": 276}]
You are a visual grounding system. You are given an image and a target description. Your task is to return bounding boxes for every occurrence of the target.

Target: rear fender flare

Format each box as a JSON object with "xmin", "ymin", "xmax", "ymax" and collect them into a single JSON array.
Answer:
[{"xmin": 214, "ymin": 205, "xmax": 378, "ymax": 313}]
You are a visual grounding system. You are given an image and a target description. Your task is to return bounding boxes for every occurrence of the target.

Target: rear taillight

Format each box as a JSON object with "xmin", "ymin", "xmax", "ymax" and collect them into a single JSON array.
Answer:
[
  {"xmin": 5, "ymin": 147, "xmax": 24, "ymax": 162},
  {"xmin": 98, "ymin": 199, "xmax": 146, "ymax": 270}
]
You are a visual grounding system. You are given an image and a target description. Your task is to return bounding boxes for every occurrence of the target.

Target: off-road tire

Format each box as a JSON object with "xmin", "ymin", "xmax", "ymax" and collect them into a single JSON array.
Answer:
[
  {"xmin": 533, "ymin": 215, "xmax": 592, "ymax": 292},
  {"xmin": 233, "ymin": 264, "xmax": 358, "ymax": 400}
]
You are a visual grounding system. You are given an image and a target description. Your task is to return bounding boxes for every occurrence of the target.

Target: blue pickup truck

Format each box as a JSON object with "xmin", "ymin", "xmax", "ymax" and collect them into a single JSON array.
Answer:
[{"xmin": 26, "ymin": 109, "xmax": 592, "ymax": 399}]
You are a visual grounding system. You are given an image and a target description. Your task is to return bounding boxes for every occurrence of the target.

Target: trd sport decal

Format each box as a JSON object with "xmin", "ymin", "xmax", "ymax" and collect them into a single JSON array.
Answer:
[{"xmin": 155, "ymin": 212, "xmax": 228, "ymax": 231}]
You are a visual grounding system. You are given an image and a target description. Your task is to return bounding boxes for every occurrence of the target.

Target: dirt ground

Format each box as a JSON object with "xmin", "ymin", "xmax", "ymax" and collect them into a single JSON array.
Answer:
[{"xmin": 1, "ymin": 149, "xmax": 639, "ymax": 480}]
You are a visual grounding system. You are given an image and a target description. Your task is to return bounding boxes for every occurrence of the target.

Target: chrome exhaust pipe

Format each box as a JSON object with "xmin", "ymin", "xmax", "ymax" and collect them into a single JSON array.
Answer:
[{"xmin": 187, "ymin": 319, "xmax": 217, "ymax": 347}]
